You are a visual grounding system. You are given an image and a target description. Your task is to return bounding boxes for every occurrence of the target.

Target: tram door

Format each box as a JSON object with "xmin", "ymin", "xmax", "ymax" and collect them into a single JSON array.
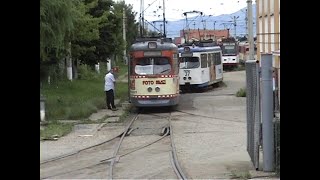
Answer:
[{"xmin": 209, "ymin": 53, "xmax": 216, "ymax": 81}]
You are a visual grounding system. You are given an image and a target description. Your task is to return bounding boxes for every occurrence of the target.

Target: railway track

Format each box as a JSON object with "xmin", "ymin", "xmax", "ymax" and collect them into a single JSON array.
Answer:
[
  {"xmin": 40, "ymin": 108, "xmax": 187, "ymax": 179},
  {"xmin": 109, "ymin": 109, "xmax": 187, "ymax": 179}
]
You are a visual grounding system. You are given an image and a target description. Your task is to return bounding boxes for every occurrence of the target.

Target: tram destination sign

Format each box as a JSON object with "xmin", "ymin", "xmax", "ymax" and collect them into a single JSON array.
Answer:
[
  {"xmin": 181, "ymin": 52, "xmax": 193, "ymax": 57},
  {"xmin": 144, "ymin": 51, "xmax": 162, "ymax": 56}
]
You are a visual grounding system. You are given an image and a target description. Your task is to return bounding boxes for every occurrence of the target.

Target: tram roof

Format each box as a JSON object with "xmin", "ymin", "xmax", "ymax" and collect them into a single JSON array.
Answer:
[
  {"xmin": 178, "ymin": 46, "xmax": 221, "ymax": 53},
  {"xmin": 130, "ymin": 37, "xmax": 177, "ymax": 51}
]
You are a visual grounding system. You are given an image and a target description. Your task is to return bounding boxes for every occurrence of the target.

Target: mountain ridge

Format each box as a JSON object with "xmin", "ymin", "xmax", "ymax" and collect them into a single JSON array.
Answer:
[{"xmin": 147, "ymin": 6, "xmax": 257, "ymax": 38}]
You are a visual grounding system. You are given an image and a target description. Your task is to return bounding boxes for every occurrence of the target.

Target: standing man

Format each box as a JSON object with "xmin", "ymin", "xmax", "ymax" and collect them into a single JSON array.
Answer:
[{"xmin": 104, "ymin": 68, "xmax": 117, "ymax": 111}]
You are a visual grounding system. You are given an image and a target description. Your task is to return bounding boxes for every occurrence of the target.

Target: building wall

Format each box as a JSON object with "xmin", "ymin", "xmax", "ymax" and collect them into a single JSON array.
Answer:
[
  {"xmin": 256, "ymin": 0, "xmax": 280, "ymax": 61},
  {"xmin": 257, "ymin": 0, "xmax": 280, "ymax": 109},
  {"xmin": 179, "ymin": 29, "xmax": 229, "ymax": 42}
]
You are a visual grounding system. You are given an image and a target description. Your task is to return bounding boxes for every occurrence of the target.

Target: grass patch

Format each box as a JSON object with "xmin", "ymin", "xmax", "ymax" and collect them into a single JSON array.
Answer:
[
  {"xmin": 230, "ymin": 170, "xmax": 252, "ymax": 179},
  {"xmin": 117, "ymin": 104, "xmax": 133, "ymax": 123},
  {"xmin": 40, "ymin": 121, "xmax": 74, "ymax": 140},
  {"xmin": 224, "ymin": 64, "xmax": 245, "ymax": 72},
  {"xmin": 41, "ymin": 63, "xmax": 128, "ymax": 121},
  {"xmin": 40, "ymin": 61, "xmax": 129, "ymax": 139},
  {"xmin": 42, "ymin": 79, "xmax": 106, "ymax": 120},
  {"xmin": 115, "ymin": 82, "xmax": 129, "ymax": 103},
  {"xmin": 236, "ymin": 88, "xmax": 246, "ymax": 97},
  {"xmin": 234, "ymin": 64, "xmax": 246, "ymax": 71},
  {"xmin": 118, "ymin": 110, "xmax": 130, "ymax": 123},
  {"xmin": 219, "ymin": 81, "xmax": 227, "ymax": 87}
]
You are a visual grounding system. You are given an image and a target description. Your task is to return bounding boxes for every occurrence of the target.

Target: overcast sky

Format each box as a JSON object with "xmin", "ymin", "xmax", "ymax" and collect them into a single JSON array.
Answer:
[{"xmin": 121, "ymin": 0, "xmax": 255, "ymax": 21}]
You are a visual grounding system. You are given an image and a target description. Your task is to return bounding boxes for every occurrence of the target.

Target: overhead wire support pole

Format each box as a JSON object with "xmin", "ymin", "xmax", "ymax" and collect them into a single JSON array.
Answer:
[
  {"xmin": 141, "ymin": 0, "xmax": 144, "ymax": 36},
  {"xmin": 247, "ymin": 0, "xmax": 254, "ymax": 60},
  {"xmin": 182, "ymin": 10, "xmax": 203, "ymax": 42},
  {"xmin": 163, "ymin": 0, "xmax": 166, "ymax": 37},
  {"xmin": 231, "ymin": 15, "xmax": 239, "ymax": 38}
]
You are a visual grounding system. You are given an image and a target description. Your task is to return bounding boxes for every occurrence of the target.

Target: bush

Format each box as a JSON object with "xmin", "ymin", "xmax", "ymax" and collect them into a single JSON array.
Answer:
[
  {"xmin": 236, "ymin": 88, "xmax": 246, "ymax": 97},
  {"xmin": 78, "ymin": 64, "xmax": 99, "ymax": 80}
]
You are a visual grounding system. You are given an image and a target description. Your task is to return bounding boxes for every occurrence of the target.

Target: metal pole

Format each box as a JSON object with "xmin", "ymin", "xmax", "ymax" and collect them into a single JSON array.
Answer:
[
  {"xmin": 245, "ymin": 9, "xmax": 248, "ymax": 38},
  {"xmin": 234, "ymin": 16, "xmax": 236, "ymax": 38},
  {"xmin": 139, "ymin": 0, "xmax": 142, "ymax": 37},
  {"xmin": 247, "ymin": 0, "xmax": 254, "ymax": 60},
  {"xmin": 163, "ymin": 0, "xmax": 166, "ymax": 37},
  {"xmin": 128, "ymin": 55, "xmax": 131, "ymax": 102},
  {"xmin": 204, "ymin": 20, "xmax": 207, "ymax": 39},
  {"xmin": 185, "ymin": 14, "xmax": 188, "ymax": 41},
  {"xmin": 261, "ymin": 53, "xmax": 274, "ymax": 172},
  {"xmin": 142, "ymin": 0, "xmax": 144, "ymax": 36}
]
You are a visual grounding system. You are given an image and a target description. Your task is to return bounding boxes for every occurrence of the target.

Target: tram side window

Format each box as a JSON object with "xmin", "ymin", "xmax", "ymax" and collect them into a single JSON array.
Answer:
[
  {"xmin": 215, "ymin": 53, "xmax": 222, "ymax": 65},
  {"xmin": 212, "ymin": 52, "xmax": 216, "ymax": 65},
  {"xmin": 201, "ymin": 54, "xmax": 207, "ymax": 68},
  {"xmin": 208, "ymin": 53, "xmax": 212, "ymax": 67}
]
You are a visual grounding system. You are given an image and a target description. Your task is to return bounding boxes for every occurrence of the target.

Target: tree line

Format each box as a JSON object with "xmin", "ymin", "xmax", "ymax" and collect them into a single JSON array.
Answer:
[{"xmin": 40, "ymin": 0, "xmax": 139, "ymax": 82}]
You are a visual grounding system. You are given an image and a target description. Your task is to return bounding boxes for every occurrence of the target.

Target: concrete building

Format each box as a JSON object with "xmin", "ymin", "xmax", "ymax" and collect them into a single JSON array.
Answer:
[
  {"xmin": 256, "ymin": 0, "xmax": 280, "ymax": 109},
  {"xmin": 173, "ymin": 29, "xmax": 229, "ymax": 45}
]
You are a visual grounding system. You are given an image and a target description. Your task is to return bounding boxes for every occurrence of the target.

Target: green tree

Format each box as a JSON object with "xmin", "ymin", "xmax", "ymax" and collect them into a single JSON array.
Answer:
[
  {"xmin": 123, "ymin": 3, "xmax": 139, "ymax": 53},
  {"xmin": 70, "ymin": 0, "xmax": 101, "ymax": 60},
  {"xmin": 83, "ymin": 0, "xmax": 119, "ymax": 65},
  {"xmin": 40, "ymin": 0, "xmax": 139, "ymax": 82},
  {"xmin": 40, "ymin": 0, "xmax": 74, "ymax": 61}
]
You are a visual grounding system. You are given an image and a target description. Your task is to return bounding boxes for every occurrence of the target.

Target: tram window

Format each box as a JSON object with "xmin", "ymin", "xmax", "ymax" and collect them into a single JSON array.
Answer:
[
  {"xmin": 201, "ymin": 54, "xmax": 207, "ymax": 68},
  {"xmin": 212, "ymin": 53, "xmax": 216, "ymax": 65},
  {"xmin": 154, "ymin": 57, "xmax": 172, "ymax": 74},
  {"xmin": 179, "ymin": 57, "xmax": 200, "ymax": 69},
  {"xmin": 136, "ymin": 58, "xmax": 152, "ymax": 65},
  {"xmin": 134, "ymin": 57, "xmax": 171, "ymax": 75},
  {"xmin": 154, "ymin": 58, "xmax": 169, "ymax": 65},
  {"xmin": 222, "ymin": 45, "xmax": 236, "ymax": 54},
  {"xmin": 215, "ymin": 53, "xmax": 222, "ymax": 64},
  {"xmin": 208, "ymin": 53, "xmax": 213, "ymax": 67}
]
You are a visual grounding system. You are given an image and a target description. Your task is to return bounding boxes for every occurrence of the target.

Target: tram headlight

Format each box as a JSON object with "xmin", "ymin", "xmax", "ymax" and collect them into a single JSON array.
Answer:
[
  {"xmin": 183, "ymin": 77, "xmax": 186, "ymax": 80},
  {"xmin": 155, "ymin": 87, "xmax": 160, "ymax": 92},
  {"xmin": 188, "ymin": 77, "xmax": 192, "ymax": 80},
  {"xmin": 147, "ymin": 87, "xmax": 152, "ymax": 92}
]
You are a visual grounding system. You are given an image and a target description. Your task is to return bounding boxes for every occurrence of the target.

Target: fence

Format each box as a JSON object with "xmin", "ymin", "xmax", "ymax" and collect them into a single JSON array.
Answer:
[
  {"xmin": 274, "ymin": 116, "xmax": 280, "ymax": 175},
  {"xmin": 273, "ymin": 66, "xmax": 280, "ymax": 175},
  {"xmin": 245, "ymin": 60, "xmax": 261, "ymax": 170}
]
